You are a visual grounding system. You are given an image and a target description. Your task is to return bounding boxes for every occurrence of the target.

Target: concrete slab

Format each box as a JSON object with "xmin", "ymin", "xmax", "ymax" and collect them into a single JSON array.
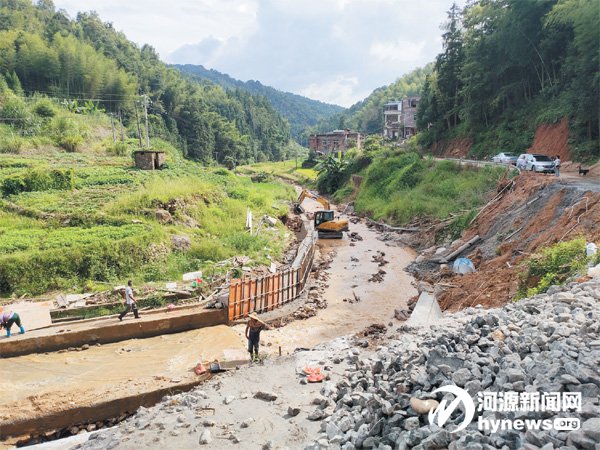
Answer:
[
  {"xmin": 0, "ymin": 306, "xmax": 227, "ymax": 358},
  {"xmin": 407, "ymin": 292, "xmax": 443, "ymax": 326},
  {"xmin": 1, "ymin": 301, "xmax": 53, "ymax": 331}
]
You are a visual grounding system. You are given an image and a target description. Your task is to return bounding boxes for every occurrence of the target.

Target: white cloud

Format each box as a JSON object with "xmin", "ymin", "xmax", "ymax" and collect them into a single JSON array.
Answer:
[
  {"xmin": 53, "ymin": 0, "xmax": 463, "ymax": 106},
  {"xmin": 369, "ymin": 39, "xmax": 427, "ymax": 65},
  {"xmin": 300, "ymin": 76, "xmax": 363, "ymax": 107},
  {"xmin": 54, "ymin": 0, "xmax": 258, "ymax": 59}
]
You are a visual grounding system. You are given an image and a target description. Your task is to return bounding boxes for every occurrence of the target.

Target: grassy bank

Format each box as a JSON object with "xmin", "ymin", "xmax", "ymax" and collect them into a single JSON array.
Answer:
[
  {"xmin": 320, "ymin": 143, "xmax": 505, "ymax": 237},
  {"xmin": 0, "ymin": 121, "xmax": 295, "ymax": 296},
  {"xmin": 236, "ymin": 160, "xmax": 317, "ymax": 185}
]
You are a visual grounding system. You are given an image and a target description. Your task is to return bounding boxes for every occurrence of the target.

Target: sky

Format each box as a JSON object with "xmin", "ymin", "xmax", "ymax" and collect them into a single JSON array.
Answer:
[{"xmin": 53, "ymin": 0, "xmax": 460, "ymax": 107}]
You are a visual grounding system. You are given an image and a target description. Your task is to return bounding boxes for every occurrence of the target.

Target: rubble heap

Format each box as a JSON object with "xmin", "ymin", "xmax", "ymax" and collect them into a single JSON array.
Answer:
[{"xmin": 307, "ymin": 278, "xmax": 600, "ymax": 450}]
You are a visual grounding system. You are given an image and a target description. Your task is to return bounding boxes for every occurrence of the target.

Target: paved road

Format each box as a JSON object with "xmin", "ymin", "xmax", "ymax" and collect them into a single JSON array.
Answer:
[{"xmin": 443, "ymin": 157, "xmax": 600, "ymax": 192}]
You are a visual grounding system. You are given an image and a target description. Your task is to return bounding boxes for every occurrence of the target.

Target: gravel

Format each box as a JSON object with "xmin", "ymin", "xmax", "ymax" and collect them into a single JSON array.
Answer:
[{"xmin": 304, "ymin": 278, "xmax": 600, "ymax": 449}]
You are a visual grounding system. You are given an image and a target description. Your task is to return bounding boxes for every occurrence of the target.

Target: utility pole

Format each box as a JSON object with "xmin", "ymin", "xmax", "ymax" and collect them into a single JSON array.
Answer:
[
  {"xmin": 110, "ymin": 113, "xmax": 116, "ymax": 142},
  {"xmin": 142, "ymin": 94, "xmax": 150, "ymax": 148},
  {"xmin": 134, "ymin": 100, "xmax": 143, "ymax": 148},
  {"xmin": 118, "ymin": 110, "xmax": 125, "ymax": 143}
]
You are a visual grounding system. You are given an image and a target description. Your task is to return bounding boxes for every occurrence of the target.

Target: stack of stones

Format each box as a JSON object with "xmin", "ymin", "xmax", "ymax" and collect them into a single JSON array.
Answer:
[{"xmin": 306, "ymin": 279, "xmax": 600, "ymax": 450}]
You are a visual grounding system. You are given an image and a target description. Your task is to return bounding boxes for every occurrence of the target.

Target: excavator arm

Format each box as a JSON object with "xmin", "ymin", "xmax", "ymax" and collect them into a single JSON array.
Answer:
[{"xmin": 296, "ymin": 189, "xmax": 330, "ymax": 210}]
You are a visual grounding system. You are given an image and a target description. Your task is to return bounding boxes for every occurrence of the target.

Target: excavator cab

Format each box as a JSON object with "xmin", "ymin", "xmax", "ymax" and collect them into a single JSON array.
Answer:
[
  {"xmin": 314, "ymin": 210, "xmax": 348, "ymax": 239},
  {"xmin": 295, "ymin": 189, "xmax": 349, "ymax": 239},
  {"xmin": 314, "ymin": 210, "xmax": 335, "ymax": 227}
]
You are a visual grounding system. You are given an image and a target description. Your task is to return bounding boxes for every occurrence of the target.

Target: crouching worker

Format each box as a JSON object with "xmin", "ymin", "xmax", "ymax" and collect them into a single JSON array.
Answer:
[
  {"xmin": 245, "ymin": 313, "xmax": 270, "ymax": 361},
  {"xmin": 1, "ymin": 311, "xmax": 25, "ymax": 337}
]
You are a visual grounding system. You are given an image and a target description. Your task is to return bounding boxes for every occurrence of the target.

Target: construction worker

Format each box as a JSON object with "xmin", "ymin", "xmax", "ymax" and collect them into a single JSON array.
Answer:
[
  {"xmin": 245, "ymin": 313, "xmax": 269, "ymax": 361},
  {"xmin": 1, "ymin": 311, "xmax": 25, "ymax": 337},
  {"xmin": 118, "ymin": 280, "xmax": 140, "ymax": 321}
]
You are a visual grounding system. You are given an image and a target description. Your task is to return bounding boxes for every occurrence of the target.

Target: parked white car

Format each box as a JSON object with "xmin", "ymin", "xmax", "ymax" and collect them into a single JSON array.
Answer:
[
  {"xmin": 491, "ymin": 152, "xmax": 518, "ymax": 165},
  {"xmin": 516, "ymin": 153, "xmax": 555, "ymax": 173}
]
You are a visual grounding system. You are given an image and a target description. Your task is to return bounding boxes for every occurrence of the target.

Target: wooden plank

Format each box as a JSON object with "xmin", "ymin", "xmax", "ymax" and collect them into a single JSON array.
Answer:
[{"xmin": 228, "ymin": 282, "xmax": 236, "ymax": 321}]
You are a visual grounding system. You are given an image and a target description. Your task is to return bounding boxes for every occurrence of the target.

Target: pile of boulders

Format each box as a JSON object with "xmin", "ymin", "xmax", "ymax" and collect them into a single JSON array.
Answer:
[{"xmin": 306, "ymin": 278, "xmax": 600, "ymax": 450}]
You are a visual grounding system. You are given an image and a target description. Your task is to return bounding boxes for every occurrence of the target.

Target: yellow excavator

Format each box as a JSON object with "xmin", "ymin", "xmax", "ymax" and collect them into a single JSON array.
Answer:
[{"xmin": 294, "ymin": 190, "xmax": 349, "ymax": 239}]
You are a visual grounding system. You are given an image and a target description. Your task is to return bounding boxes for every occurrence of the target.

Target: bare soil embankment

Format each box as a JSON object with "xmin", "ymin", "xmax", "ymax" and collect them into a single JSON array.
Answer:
[{"xmin": 410, "ymin": 173, "xmax": 600, "ymax": 311}]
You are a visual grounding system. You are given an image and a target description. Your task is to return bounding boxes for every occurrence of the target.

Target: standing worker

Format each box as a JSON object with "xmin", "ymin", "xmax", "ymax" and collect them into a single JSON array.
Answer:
[
  {"xmin": 1, "ymin": 311, "xmax": 25, "ymax": 337},
  {"xmin": 245, "ymin": 313, "xmax": 270, "ymax": 361},
  {"xmin": 554, "ymin": 155, "xmax": 561, "ymax": 177},
  {"xmin": 118, "ymin": 280, "xmax": 140, "ymax": 321}
]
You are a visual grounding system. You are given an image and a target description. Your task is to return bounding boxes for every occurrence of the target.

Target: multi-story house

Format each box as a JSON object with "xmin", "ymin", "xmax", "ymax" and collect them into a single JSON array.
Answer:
[
  {"xmin": 308, "ymin": 129, "xmax": 362, "ymax": 155},
  {"xmin": 383, "ymin": 97, "xmax": 419, "ymax": 140}
]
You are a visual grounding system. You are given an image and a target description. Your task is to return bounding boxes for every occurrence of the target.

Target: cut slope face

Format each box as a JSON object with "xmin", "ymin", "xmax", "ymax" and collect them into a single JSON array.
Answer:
[
  {"xmin": 436, "ymin": 173, "xmax": 600, "ymax": 310},
  {"xmin": 528, "ymin": 117, "xmax": 571, "ymax": 161}
]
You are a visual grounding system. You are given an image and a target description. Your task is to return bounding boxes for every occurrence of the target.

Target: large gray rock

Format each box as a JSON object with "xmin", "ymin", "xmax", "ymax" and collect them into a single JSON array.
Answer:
[{"xmin": 199, "ymin": 429, "xmax": 212, "ymax": 445}]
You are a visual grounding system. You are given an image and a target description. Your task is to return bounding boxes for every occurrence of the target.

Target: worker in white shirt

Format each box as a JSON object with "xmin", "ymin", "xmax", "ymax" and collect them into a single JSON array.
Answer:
[{"xmin": 118, "ymin": 280, "xmax": 140, "ymax": 321}]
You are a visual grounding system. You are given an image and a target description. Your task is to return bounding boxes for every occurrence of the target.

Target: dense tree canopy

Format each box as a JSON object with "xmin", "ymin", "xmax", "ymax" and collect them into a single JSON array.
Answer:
[
  {"xmin": 417, "ymin": 0, "xmax": 599, "ymax": 160},
  {"xmin": 175, "ymin": 64, "xmax": 343, "ymax": 141},
  {"xmin": 0, "ymin": 0, "xmax": 291, "ymax": 163}
]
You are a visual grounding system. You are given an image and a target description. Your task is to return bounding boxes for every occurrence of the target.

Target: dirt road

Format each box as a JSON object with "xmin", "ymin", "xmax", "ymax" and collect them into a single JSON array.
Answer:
[{"xmin": 4, "ymin": 188, "xmax": 417, "ymax": 447}]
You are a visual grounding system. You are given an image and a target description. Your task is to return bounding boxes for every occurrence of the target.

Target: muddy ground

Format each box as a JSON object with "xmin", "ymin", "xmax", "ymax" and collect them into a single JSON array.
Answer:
[
  {"xmin": 233, "ymin": 218, "xmax": 416, "ymax": 353},
  {"xmin": 3, "ymin": 192, "xmax": 418, "ymax": 448}
]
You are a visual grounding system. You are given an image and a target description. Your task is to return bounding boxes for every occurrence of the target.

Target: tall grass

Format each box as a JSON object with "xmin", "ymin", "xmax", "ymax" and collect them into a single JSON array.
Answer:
[{"xmin": 353, "ymin": 154, "xmax": 504, "ymax": 225}]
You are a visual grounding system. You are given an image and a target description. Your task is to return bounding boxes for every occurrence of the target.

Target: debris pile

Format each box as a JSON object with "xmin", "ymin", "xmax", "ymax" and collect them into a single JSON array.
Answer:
[
  {"xmin": 349, "ymin": 232, "xmax": 363, "ymax": 242},
  {"xmin": 368, "ymin": 269, "xmax": 387, "ymax": 283},
  {"xmin": 342, "ymin": 291, "xmax": 361, "ymax": 304},
  {"xmin": 371, "ymin": 251, "xmax": 389, "ymax": 267},
  {"xmin": 284, "ymin": 214, "xmax": 304, "ymax": 232},
  {"xmin": 306, "ymin": 278, "xmax": 600, "ymax": 449}
]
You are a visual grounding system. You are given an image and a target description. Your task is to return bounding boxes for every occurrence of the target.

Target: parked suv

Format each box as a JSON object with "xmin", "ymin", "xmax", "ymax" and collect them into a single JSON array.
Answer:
[
  {"xmin": 516, "ymin": 153, "xmax": 555, "ymax": 173},
  {"xmin": 491, "ymin": 152, "xmax": 518, "ymax": 165}
]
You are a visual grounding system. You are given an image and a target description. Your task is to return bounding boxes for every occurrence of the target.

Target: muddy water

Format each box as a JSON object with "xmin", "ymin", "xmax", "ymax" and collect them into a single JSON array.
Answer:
[
  {"xmin": 0, "ymin": 325, "xmax": 243, "ymax": 424},
  {"xmin": 232, "ymin": 187, "xmax": 417, "ymax": 353}
]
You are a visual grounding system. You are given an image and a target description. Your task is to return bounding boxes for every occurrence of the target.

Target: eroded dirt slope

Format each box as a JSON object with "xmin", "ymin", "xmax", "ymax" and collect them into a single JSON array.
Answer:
[
  {"xmin": 434, "ymin": 173, "xmax": 600, "ymax": 310},
  {"xmin": 528, "ymin": 117, "xmax": 571, "ymax": 161}
]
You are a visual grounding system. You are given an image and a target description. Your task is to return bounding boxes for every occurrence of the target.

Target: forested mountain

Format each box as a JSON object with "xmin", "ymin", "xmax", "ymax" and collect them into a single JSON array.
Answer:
[
  {"xmin": 0, "ymin": 0, "xmax": 291, "ymax": 163},
  {"xmin": 309, "ymin": 65, "xmax": 432, "ymax": 137},
  {"xmin": 417, "ymin": 0, "xmax": 599, "ymax": 160},
  {"xmin": 175, "ymin": 64, "xmax": 343, "ymax": 141}
]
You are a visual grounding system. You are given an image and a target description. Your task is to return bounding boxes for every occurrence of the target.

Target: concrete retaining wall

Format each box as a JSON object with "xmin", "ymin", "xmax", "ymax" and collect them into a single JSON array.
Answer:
[
  {"xmin": 0, "ymin": 308, "xmax": 228, "ymax": 358},
  {"xmin": 0, "ymin": 375, "xmax": 211, "ymax": 440}
]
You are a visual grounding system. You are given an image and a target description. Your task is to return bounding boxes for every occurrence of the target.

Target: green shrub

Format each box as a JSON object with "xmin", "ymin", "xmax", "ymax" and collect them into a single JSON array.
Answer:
[
  {"xmin": 107, "ymin": 141, "xmax": 129, "ymax": 156},
  {"xmin": 58, "ymin": 133, "xmax": 83, "ymax": 152},
  {"xmin": 0, "ymin": 235, "xmax": 157, "ymax": 295},
  {"xmin": 0, "ymin": 96, "xmax": 37, "ymax": 134},
  {"xmin": 445, "ymin": 210, "xmax": 477, "ymax": 241},
  {"xmin": 226, "ymin": 232, "xmax": 267, "ymax": 253},
  {"xmin": 517, "ymin": 238, "xmax": 588, "ymax": 299},
  {"xmin": 189, "ymin": 240, "xmax": 230, "ymax": 262},
  {"xmin": 49, "ymin": 116, "xmax": 86, "ymax": 151},
  {"xmin": 33, "ymin": 98, "xmax": 57, "ymax": 118},
  {"xmin": 227, "ymin": 187, "xmax": 249, "ymax": 200},
  {"xmin": 213, "ymin": 168, "xmax": 232, "ymax": 177},
  {"xmin": 1, "ymin": 168, "xmax": 74, "ymax": 196},
  {"xmin": 0, "ymin": 134, "xmax": 25, "ymax": 154}
]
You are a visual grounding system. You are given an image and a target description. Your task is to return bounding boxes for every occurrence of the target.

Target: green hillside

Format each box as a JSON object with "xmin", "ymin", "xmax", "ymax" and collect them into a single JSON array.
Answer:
[
  {"xmin": 174, "ymin": 64, "xmax": 344, "ymax": 140},
  {"xmin": 0, "ymin": 1, "xmax": 292, "ymax": 164},
  {"xmin": 417, "ymin": 0, "xmax": 599, "ymax": 161},
  {"xmin": 0, "ymin": 101, "xmax": 294, "ymax": 295}
]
